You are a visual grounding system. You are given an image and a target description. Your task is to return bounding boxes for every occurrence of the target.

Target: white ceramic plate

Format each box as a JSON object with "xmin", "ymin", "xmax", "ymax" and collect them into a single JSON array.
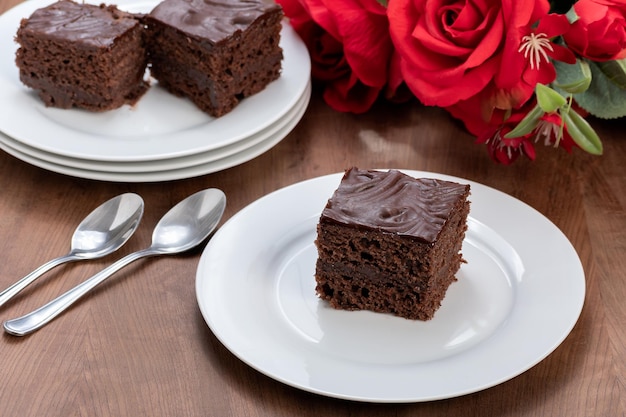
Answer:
[
  {"xmin": 0, "ymin": 81, "xmax": 310, "ymax": 173},
  {"xmin": 0, "ymin": 83, "xmax": 310, "ymax": 182},
  {"xmin": 196, "ymin": 170, "xmax": 585, "ymax": 402},
  {"xmin": 0, "ymin": 0, "xmax": 310, "ymax": 161}
]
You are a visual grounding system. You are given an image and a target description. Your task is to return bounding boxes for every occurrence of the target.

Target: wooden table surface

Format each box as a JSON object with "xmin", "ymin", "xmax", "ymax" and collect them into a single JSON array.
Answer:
[{"xmin": 1, "ymin": 0, "xmax": 624, "ymax": 415}]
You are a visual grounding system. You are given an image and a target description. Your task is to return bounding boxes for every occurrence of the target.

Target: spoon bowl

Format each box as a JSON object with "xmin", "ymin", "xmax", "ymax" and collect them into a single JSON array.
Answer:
[
  {"xmin": 149, "ymin": 188, "xmax": 226, "ymax": 253},
  {"xmin": 0, "ymin": 193, "xmax": 144, "ymax": 308},
  {"xmin": 4, "ymin": 188, "xmax": 226, "ymax": 336}
]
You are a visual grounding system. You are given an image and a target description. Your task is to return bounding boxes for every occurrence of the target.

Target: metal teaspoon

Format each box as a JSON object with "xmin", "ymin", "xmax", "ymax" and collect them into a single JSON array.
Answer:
[
  {"xmin": 0, "ymin": 193, "xmax": 144, "ymax": 309},
  {"xmin": 4, "ymin": 188, "xmax": 226, "ymax": 336}
]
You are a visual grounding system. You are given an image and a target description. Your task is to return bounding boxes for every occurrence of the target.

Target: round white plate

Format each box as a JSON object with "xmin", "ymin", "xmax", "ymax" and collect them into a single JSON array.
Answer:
[
  {"xmin": 0, "ymin": 83, "xmax": 310, "ymax": 182},
  {"xmin": 196, "ymin": 170, "xmax": 585, "ymax": 402},
  {"xmin": 0, "ymin": 0, "xmax": 310, "ymax": 161},
  {"xmin": 0, "ymin": 81, "xmax": 310, "ymax": 173}
]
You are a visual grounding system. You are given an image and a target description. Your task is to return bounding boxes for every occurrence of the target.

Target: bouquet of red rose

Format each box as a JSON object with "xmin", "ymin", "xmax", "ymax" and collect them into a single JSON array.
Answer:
[{"xmin": 277, "ymin": 0, "xmax": 626, "ymax": 164}]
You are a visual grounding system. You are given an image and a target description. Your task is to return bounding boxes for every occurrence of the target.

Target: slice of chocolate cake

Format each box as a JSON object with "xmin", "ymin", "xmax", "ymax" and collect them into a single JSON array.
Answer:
[
  {"xmin": 15, "ymin": 0, "xmax": 149, "ymax": 111},
  {"xmin": 315, "ymin": 168, "xmax": 471, "ymax": 321},
  {"xmin": 145, "ymin": 0, "xmax": 283, "ymax": 117}
]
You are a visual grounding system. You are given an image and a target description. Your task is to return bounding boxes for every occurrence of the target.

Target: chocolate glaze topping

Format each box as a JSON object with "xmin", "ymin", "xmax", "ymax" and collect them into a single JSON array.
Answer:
[
  {"xmin": 321, "ymin": 168, "xmax": 470, "ymax": 244},
  {"xmin": 148, "ymin": 0, "xmax": 281, "ymax": 43},
  {"xmin": 18, "ymin": 0, "xmax": 139, "ymax": 48}
]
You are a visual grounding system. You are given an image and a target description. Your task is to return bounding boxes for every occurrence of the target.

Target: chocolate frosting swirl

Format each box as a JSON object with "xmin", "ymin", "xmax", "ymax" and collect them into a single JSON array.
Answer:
[
  {"xmin": 321, "ymin": 168, "xmax": 470, "ymax": 244},
  {"xmin": 18, "ymin": 1, "xmax": 139, "ymax": 48},
  {"xmin": 148, "ymin": 0, "xmax": 281, "ymax": 43}
]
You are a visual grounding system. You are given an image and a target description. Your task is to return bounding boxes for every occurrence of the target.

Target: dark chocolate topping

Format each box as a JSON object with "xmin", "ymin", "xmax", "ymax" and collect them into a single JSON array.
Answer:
[
  {"xmin": 321, "ymin": 168, "xmax": 470, "ymax": 243},
  {"xmin": 18, "ymin": 0, "xmax": 139, "ymax": 48},
  {"xmin": 148, "ymin": 0, "xmax": 281, "ymax": 43}
]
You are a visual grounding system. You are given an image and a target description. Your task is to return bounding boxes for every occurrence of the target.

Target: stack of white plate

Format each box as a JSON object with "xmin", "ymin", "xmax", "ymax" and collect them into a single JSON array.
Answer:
[{"xmin": 0, "ymin": 0, "xmax": 311, "ymax": 182}]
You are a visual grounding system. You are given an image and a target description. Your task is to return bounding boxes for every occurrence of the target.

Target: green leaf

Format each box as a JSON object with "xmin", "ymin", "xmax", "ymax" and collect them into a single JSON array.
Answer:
[
  {"xmin": 504, "ymin": 104, "xmax": 544, "ymax": 138},
  {"xmin": 573, "ymin": 61, "xmax": 626, "ymax": 119},
  {"xmin": 562, "ymin": 109, "xmax": 603, "ymax": 155},
  {"xmin": 595, "ymin": 58, "xmax": 626, "ymax": 89},
  {"xmin": 553, "ymin": 59, "xmax": 592, "ymax": 94},
  {"xmin": 536, "ymin": 84, "xmax": 567, "ymax": 112}
]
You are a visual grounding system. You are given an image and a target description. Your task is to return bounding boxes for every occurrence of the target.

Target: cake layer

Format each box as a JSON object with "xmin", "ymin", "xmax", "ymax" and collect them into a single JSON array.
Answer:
[{"xmin": 315, "ymin": 208, "xmax": 467, "ymax": 320}]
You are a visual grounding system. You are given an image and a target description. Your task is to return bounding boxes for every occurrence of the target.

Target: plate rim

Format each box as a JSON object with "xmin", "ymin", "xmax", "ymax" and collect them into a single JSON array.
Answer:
[{"xmin": 195, "ymin": 170, "xmax": 586, "ymax": 402}]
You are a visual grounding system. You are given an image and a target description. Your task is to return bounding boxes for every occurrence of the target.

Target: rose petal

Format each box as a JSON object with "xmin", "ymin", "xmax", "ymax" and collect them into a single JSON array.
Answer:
[
  {"xmin": 328, "ymin": 0, "xmax": 392, "ymax": 87},
  {"xmin": 323, "ymin": 72, "xmax": 381, "ymax": 113},
  {"xmin": 401, "ymin": 56, "xmax": 500, "ymax": 106}
]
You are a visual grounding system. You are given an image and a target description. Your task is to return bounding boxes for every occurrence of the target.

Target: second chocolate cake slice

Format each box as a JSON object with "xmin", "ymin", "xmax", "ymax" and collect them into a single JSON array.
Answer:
[{"xmin": 145, "ymin": 0, "xmax": 283, "ymax": 117}]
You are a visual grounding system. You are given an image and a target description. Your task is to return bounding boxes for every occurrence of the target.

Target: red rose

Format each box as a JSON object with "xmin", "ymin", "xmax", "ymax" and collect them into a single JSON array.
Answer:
[
  {"xmin": 278, "ymin": 0, "xmax": 395, "ymax": 113},
  {"xmin": 387, "ymin": 0, "xmax": 572, "ymax": 110},
  {"xmin": 562, "ymin": 0, "xmax": 626, "ymax": 61}
]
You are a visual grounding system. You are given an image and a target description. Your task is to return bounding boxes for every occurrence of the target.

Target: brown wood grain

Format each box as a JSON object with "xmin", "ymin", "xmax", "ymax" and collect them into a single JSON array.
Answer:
[{"xmin": 0, "ymin": 0, "xmax": 624, "ymax": 415}]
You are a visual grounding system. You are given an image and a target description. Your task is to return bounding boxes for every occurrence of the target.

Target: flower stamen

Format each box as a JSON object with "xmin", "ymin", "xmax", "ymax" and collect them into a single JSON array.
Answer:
[
  {"xmin": 534, "ymin": 120, "xmax": 561, "ymax": 147},
  {"xmin": 518, "ymin": 33, "xmax": 554, "ymax": 70}
]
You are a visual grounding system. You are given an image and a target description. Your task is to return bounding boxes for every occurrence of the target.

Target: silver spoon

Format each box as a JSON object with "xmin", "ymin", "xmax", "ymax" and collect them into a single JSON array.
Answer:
[
  {"xmin": 4, "ymin": 188, "xmax": 226, "ymax": 336},
  {"xmin": 0, "ymin": 193, "xmax": 144, "ymax": 309}
]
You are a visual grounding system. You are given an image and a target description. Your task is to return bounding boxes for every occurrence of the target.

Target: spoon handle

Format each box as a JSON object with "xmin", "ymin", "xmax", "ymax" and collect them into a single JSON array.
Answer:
[
  {"xmin": 0, "ymin": 254, "xmax": 81, "ymax": 308},
  {"xmin": 3, "ymin": 249, "xmax": 154, "ymax": 336}
]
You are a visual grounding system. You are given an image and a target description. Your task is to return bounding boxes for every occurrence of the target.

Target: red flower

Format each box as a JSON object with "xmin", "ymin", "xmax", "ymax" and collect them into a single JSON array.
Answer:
[
  {"xmin": 446, "ymin": 94, "xmax": 579, "ymax": 164},
  {"xmin": 562, "ymin": 0, "xmax": 626, "ymax": 61},
  {"xmin": 534, "ymin": 113, "xmax": 577, "ymax": 153},
  {"xmin": 476, "ymin": 124, "xmax": 536, "ymax": 165},
  {"xmin": 277, "ymin": 0, "xmax": 396, "ymax": 113},
  {"xmin": 494, "ymin": 13, "xmax": 575, "ymax": 110},
  {"xmin": 446, "ymin": 94, "xmax": 534, "ymax": 163},
  {"xmin": 279, "ymin": 0, "xmax": 608, "ymax": 164},
  {"xmin": 387, "ymin": 0, "xmax": 574, "ymax": 111}
]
